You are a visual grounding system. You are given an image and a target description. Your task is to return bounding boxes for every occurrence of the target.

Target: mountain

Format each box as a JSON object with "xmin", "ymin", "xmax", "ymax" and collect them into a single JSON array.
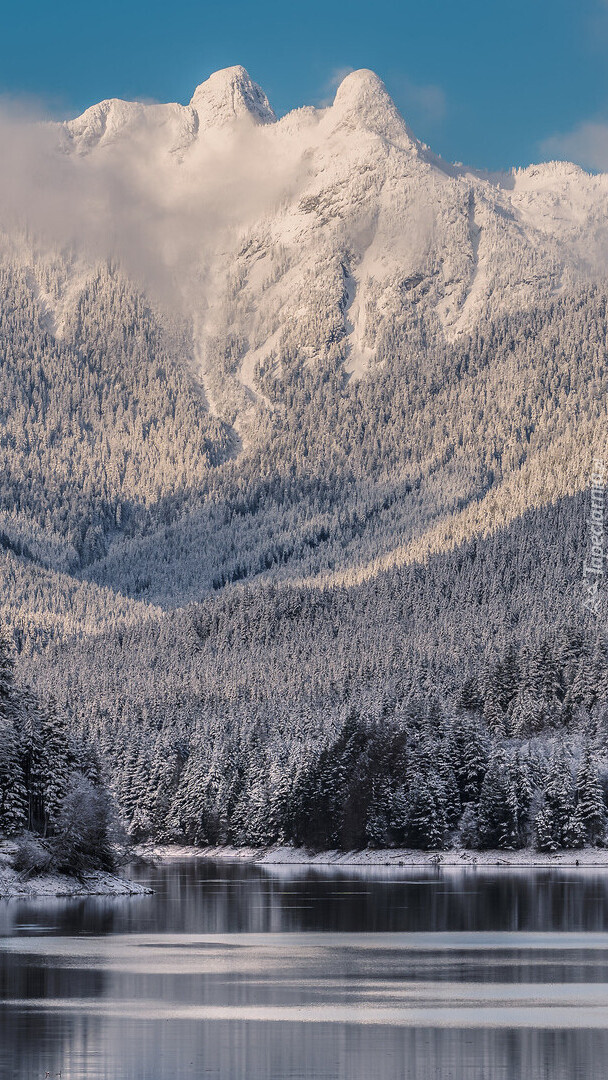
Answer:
[
  {"xmin": 0, "ymin": 67, "xmax": 604, "ymax": 617},
  {"xmin": 1, "ymin": 68, "xmax": 608, "ymax": 846},
  {"xmin": 48, "ymin": 69, "xmax": 608, "ymax": 404}
]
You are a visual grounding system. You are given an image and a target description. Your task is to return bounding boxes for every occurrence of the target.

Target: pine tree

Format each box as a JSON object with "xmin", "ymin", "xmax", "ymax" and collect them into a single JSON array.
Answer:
[
  {"xmin": 266, "ymin": 762, "xmax": 294, "ymax": 844},
  {"xmin": 494, "ymin": 646, "xmax": 521, "ymax": 713},
  {"xmin": 0, "ymin": 630, "xmax": 15, "ymax": 722},
  {"xmin": 15, "ymin": 687, "xmax": 45, "ymax": 831},
  {"xmin": 0, "ymin": 632, "xmax": 27, "ymax": 835},
  {"xmin": 0, "ymin": 719, "xmax": 27, "ymax": 835},
  {"xmin": 458, "ymin": 803, "xmax": 479, "ymax": 848},
  {"xmin": 534, "ymin": 804, "xmax": 558, "ymax": 853},
  {"xmin": 366, "ymin": 788, "xmax": 390, "ymax": 848},
  {"xmin": 570, "ymin": 648, "xmax": 597, "ymax": 711},
  {"xmin": 476, "ymin": 749, "xmax": 520, "ymax": 850},
  {"xmin": 404, "ymin": 771, "xmax": 447, "ymax": 850},
  {"xmin": 388, "ymin": 784, "xmax": 410, "ymax": 846},
  {"xmin": 483, "ymin": 697, "xmax": 506, "ymax": 737},
  {"xmin": 435, "ymin": 727, "xmax": 461, "ymax": 829},
  {"xmin": 510, "ymin": 688, "xmax": 544, "ymax": 737},
  {"xmin": 512, "ymin": 750, "xmax": 534, "ymax": 842},
  {"xmin": 575, "ymin": 746, "xmax": 606, "ymax": 845},
  {"xmin": 40, "ymin": 698, "xmax": 72, "ymax": 835},
  {"xmin": 143, "ymin": 739, "xmax": 185, "ymax": 841},
  {"xmin": 457, "ymin": 718, "xmax": 489, "ymax": 803},
  {"xmin": 534, "ymin": 752, "xmax": 583, "ymax": 851}
]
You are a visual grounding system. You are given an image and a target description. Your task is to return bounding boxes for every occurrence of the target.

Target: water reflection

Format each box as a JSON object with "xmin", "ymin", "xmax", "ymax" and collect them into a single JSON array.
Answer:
[
  {"xmin": 5, "ymin": 861, "xmax": 608, "ymax": 938},
  {"xmin": 2, "ymin": 861, "xmax": 608, "ymax": 1078}
]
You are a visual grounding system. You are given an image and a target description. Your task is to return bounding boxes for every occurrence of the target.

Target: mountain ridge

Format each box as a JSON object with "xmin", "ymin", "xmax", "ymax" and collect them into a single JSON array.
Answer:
[{"xmin": 0, "ymin": 66, "xmax": 607, "ymax": 650}]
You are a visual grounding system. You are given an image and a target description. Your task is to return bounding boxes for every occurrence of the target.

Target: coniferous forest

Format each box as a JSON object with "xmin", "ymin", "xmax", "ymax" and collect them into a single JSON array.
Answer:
[
  {"xmin": 1, "ymin": 134, "xmax": 608, "ymax": 857},
  {"xmin": 4, "ymin": 486, "xmax": 608, "ymax": 854},
  {"xmin": 4, "ymin": 610, "xmax": 608, "ymax": 854},
  {"xmin": 0, "ymin": 632, "xmax": 119, "ymax": 872}
]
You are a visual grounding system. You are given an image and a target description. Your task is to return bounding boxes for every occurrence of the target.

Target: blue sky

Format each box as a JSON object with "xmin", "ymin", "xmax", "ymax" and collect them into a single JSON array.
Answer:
[{"xmin": 2, "ymin": 0, "xmax": 608, "ymax": 171}]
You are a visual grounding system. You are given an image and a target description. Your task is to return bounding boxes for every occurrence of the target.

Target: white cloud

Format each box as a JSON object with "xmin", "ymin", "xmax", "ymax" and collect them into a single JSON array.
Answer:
[
  {"xmin": 0, "ymin": 101, "xmax": 305, "ymax": 309},
  {"xmin": 542, "ymin": 120, "xmax": 608, "ymax": 173}
]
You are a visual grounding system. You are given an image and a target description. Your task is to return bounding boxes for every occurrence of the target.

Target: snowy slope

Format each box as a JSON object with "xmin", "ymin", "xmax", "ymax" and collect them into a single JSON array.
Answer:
[
  {"xmin": 1, "ymin": 66, "xmax": 608, "ymax": 633},
  {"xmin": 29, "ymin": 66, "xmax": 603, "ymax": 421}
]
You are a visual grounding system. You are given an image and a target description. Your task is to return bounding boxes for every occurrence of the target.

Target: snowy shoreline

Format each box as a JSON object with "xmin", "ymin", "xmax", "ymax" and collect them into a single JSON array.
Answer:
[
  {"xmin": 0, "ymin": 867, "xmax": 152, "ymax": 899},
  {"xmin": 138, "ymin": 843, "xmax": 608, "ymax": 869},
  {"xmin": 0, "ymin": 846, "xmax": 151, "ymax": 899}
]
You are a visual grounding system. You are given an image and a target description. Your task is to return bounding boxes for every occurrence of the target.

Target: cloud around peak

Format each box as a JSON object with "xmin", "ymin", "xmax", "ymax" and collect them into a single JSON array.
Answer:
[{"xmin": 541, "ymin": 119, "xmax": 608, "ymax": 173}]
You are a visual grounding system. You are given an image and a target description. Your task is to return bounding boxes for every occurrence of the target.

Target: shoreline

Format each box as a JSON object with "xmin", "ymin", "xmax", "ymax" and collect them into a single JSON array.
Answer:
[
  {"xmin": 0, "ymin": 867, "xmax": 152, "ymax": 899},
  {"xmin": 0, "ymin": 845, "xmax": 152, "ymax": 899},
  {"xmin": 137, "ymin": 843, "xmax": 608, "ymax": 869}
]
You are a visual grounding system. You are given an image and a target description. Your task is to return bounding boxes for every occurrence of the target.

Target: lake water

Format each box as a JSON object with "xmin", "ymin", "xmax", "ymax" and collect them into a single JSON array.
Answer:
[{"xmin": 3, "ymin": 860, "xmax": 608, "ymax": 1078}]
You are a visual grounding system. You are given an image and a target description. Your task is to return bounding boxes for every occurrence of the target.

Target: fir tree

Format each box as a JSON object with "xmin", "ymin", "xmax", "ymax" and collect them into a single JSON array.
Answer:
[
  {"xmin": 534, "ymin": 752, "xmax": 583, "ymax": 851},
  {"xmin": 40, "ymin": 698, "xmax": 72, "ymax": 836},
  {"xmin": 457, "ymin": 718, "xmax": 489, "ymax": 803},
  {"xmin": 0, "ymin": 718, "xmax": 27, "ymax": 835},
  {"xmin": 15, "ymin": 687, "xmax": 45, "ymax": 831},
  {"xmin": 404, "ymin": 771, "xmax": 447, "ymax": 850},
  {"xmin": 477, "ymin": 749, "xmax": 520, "ymax": 850},
  {"xmin": 0, "ymin": 633, "xmax": 27, "ymax": 835},
  {"xmin": 575, "ymin": 746, "xmax": 606, "ymax": 845}
]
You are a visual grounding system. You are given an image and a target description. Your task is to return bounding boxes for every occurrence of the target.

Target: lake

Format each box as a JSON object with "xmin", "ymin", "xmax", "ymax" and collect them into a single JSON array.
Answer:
[{"xmin": 3, "ymin": 859, "xmax": 608, "ymax": 1078}]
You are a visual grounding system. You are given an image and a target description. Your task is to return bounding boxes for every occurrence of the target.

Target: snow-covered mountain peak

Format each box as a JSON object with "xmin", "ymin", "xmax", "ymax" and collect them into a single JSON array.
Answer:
[
  {"xmin": 332, "ymin": 68, "xmax": 388, "ymax": 108},
  {"xmin": 62, "ymin": 97, "xmax": 201, "ymax": 156},
  {"xmin": 189, "ymin": 65, "xmax": 276, "ymax": 126},
  {"xmin": 329, "ymin": 69, "xmax": 415, "ymax": 145},
  {"xmin": 16, "ymin": 64, "xmax": 608, "ymax": 414},
  {"xmin": 64, "ymin": 98, "xmax": 144, "ymax": 152}
]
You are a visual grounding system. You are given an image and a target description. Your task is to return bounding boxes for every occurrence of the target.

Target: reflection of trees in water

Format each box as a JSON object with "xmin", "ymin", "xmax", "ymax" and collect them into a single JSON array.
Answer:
[
  {"xmin": 136, "ymin": 861, "xmax": 608, "ymax": 935},
  {"xmin": 266, "ymin": 867, "xmax": 608, "ymax": 935},
  {"xmin": 330, "ymin": 1028, "xmax": 608, "ymax": 1080},
  {"xmin": 0, "ymin": 952, "xmax": 106, "ymax": 1079},
  {"xmin": 12, "ymin": 861, "xmax": 608, "ymax": 938},
  {"xmin": 7, "ymin": 862, "xmax": 608, "ymax": 939},
  {"xmin": 3, "ymin": 893, "xmax": 147, "ymax": 937},
  {"xmin": 9, "ymin": 1017, "xmax": 607, "ymax": 1080},
  {"xmin": 5, "ymin": 865, "xmax": 608, "ymax": 1077},
  {"xmin": 104, "ymin": 1021, "xmax": 604, "ymax": 1079}
]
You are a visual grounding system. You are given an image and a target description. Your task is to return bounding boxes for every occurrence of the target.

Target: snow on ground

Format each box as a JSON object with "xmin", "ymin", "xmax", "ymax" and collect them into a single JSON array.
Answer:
[
  {"xmin": 0, "ymin": 866, "xmax": 151, "ymax": 899},
  {"xmin": 138, "ymin": 844, "xmax": 608, "ymax": 869},
  {"xmin": 0, "ymin": 846, "xmax": 151, "ymax": 899}
]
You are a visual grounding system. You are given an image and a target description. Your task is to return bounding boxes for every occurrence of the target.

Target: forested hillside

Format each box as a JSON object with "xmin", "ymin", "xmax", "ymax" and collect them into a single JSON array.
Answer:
[
  {"xmin": 1, "ymin": 67, "xmax": 608, "ymax": 851},
  {"xmin": 16, "ymin": 491, "xmax": 608, "ymax": 851},
  {"xmin": 3, "ymin": 269, "xmax": 607, "ymax": 640}
]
